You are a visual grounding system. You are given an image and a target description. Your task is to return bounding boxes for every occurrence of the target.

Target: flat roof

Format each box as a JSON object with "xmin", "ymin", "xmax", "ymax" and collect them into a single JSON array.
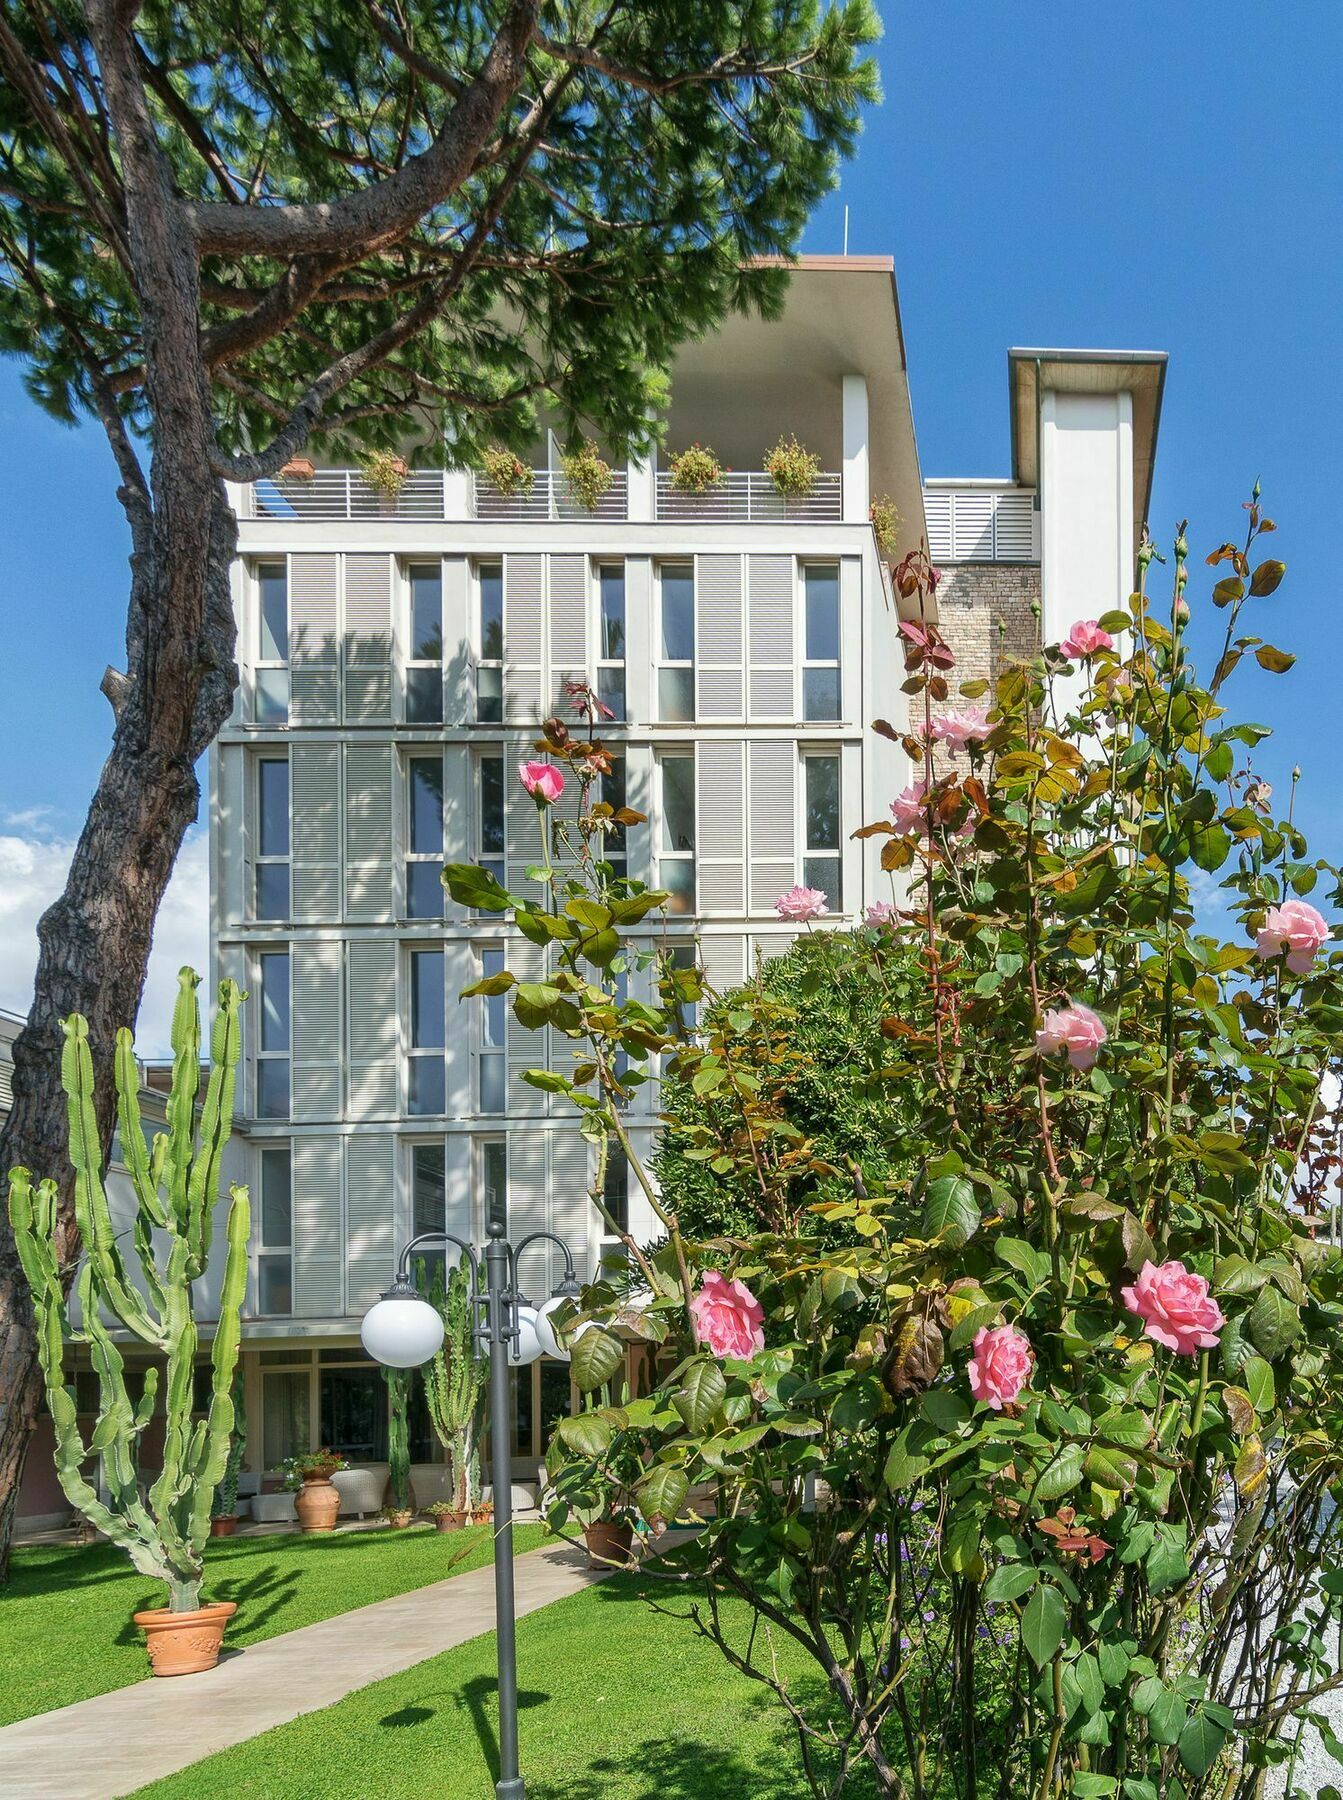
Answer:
[{"xmin": 1008, "ymin": 348, "xmax": 1168, "ymax": 530}]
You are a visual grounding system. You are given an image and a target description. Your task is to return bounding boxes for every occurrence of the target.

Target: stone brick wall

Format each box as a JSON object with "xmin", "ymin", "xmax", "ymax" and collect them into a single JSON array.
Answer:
[{"xmin": 935, "ymin": 560, "xmax": 1041, "ymax": 691}]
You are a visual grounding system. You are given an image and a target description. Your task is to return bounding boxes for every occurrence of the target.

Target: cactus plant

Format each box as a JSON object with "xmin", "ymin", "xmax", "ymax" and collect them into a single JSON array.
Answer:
[
  {"xmin": 7, "ymin": 970, "xmax": 250, "ymax": 1613},
  {"xmin": 211, "ymin": 1372, "xmax": 247, "ymax": 1520},
  {"xmin": 422, "ymin": 1260, "xmax": 486, "ymax": 1512},
  {"xmin": 385, "ymin": 1365, "xmax": 413, "ymax": 1513}
]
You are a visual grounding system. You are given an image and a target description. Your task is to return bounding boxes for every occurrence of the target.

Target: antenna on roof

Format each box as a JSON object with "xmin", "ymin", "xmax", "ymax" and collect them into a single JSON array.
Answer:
[{"xmin": 843, "ymin": 205, "xmax": 850, "ymax": 256}]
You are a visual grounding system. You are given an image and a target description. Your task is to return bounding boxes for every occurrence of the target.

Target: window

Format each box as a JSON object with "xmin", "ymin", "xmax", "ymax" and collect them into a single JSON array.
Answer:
[
  {"xmin": 408, "ymin": 948, "xmax": 446, "ymax": 1115},
  {"xmin": 406, "ymin": 562, "xmax": 443, "ymax": 724},
  {"xmin": 657, "ymin": 563, "xmax": 695, "ymax": 721},
  {"xmin": 479, "ymin": 1138, "xmax": 507, "ymax": 1236},
  {"xmin": 603, "ymin": 1146, "xmax": 630, "ymax": 1234},
  {"xmin": 476, "ymin": 562, "xmax": 503, "ymax": 723},
  {"xmin": 320, "ymin": 1365, "xmax": 388, "ymax": 1463},
  {"xmin": 477, "ymin": 752, "xmax": 505, "ymax": 889},
  {"xmin": 406, "ymin": 753, "xmax": 445, "ymax": 919},
  {"xmin": 255, "ymin": 755, "xmax": 290, "ymax": 920},
  {"xmin": 597, "ymin": 563, "xmax": 626, "ymax": 721},
  {"xmin": 802, "ymin": 565, "xmax": 841, "ymax": 721},
  {"xmin": 803, "ymin": 753, "xmax": 842, "ymax": 911},
  {"xmin": 478, "ymin": 946, "xmax": 507, "ymax": 1114},
  {"xmin": 262, "ymin": 1368, "xmax": 310, "ymax": 1467},
  {"xmin": 411, "ymin": 1143, "xmax": 446, "ymax": 1286},
  {"xmin": 256, "ymin": 1146, "xmax": 292, "ymax": 1315},
  {"xmin": 255, "ymin": 561, "xmax": 289, "ymax": 725},
  {"xmin": 668, "ymin": 941, "xmax": 700, "ymax": 1032},
  {"xmin": 600, "ymin": 756, "xmax": 627, "ymax": 878},
  {"xmin": 658, "ymin": 753, "xmax": 695, "ymax": 915},
  {"xmin": 257, "ymin": 951, "xmax": 290, "ymax": 1119}
]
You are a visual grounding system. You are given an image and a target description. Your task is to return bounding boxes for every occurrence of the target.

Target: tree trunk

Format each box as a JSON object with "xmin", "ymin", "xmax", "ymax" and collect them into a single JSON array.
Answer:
[{"xmin": 0, "ymin": 476, "xmax": 238, "ymax": 1579}]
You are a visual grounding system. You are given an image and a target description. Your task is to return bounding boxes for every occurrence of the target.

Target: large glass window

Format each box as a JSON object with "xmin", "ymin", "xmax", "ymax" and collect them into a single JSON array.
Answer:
[
  {"xmin": 255, "ymin": 755, "xmax": 290, "ymax": 920},
  {"xmin": 320, "ymin": 1365, "xmax": 388, "ymax": 1462},
  {"xmin": 406, "ymin": 562, "xmax": 443, "ymax": 724},
  {"xmin": 262, "ymin": 1368, "xmax": 310, "ymax": 1467},
  {"xmin": 255, "ymin": 561, "xmax": 290, "ymax": 725},
  {"xmin": 406, "ymin": 752, "xmax": 445, "ymax": 919},
  {"xmin": 256, "ymin": 1145, "xmax": 292, "ymax": 1315},
  {"xmin": 476, "ymin": 562, "xmax": 503, "ymax": 723},
  {"xmin": 477, "ymin": 752, "xmax": 505, "ymax": 889},
  {"xmin": 803, "ymin": 565, "xmax": 841, "ymax": 721},
  {"xmin": 480, "ymin": 1139, "xmax": 507, "ymax": 1236},
  {"xmin": 257, "ymin": 951, "xmax": 290, "ymax": 1119},
  {"xmin": 658, "ymin": 753, "xmax": 695, "ymax": 915},
  {"xmin": 408, "ymin": 948, "xmax": 446, "ymax": 1115},
  {"xmin": 478, "ymin": 946, "xmax": 507, "ymax": 1114},
  {"xmin": 597, "ymin": 563, "xmax": 626, "ymax": 721},
  {"xmin": 803, "ymin": 753, "xmax": 842, "ymax": 911},
  {"xmin": 411, "ymin": 1143, "xmax": 446, "ymax": 1287},
  {"xmin": 657, "ymin": 563, "xmax": 695, "ymax": 722}
]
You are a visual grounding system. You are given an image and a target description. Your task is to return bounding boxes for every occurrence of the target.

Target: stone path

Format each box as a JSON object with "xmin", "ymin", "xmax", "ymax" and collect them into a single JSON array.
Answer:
[{"xmin": 0, "ymin": 1538, "xmax": 608, "ymax": 1800}]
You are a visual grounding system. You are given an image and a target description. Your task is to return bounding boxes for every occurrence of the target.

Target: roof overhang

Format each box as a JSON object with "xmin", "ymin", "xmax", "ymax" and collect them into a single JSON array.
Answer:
[{"xmin": 1009, "ymin": 348, "xmax": 1168, "ymax": 530}]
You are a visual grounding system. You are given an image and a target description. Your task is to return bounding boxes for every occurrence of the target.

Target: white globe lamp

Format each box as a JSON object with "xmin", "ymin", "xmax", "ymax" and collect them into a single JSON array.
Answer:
[
  {"xmin": 361, "ymin": 1282, "xmax": 445, "ymax": 1368},
  {"xmin": 508, "ymin": 1304, "xmax": 545, "ymax": 1367},
  {"xmin": 534, "ymin": 1295, "xmax": 573, "ymax": 1362}
]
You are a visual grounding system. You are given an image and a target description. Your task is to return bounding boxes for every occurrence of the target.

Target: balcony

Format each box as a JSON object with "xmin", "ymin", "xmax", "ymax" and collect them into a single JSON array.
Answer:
[
  {"xmin": 239, "ymin": 465, "xmax": 844, "ymax": 526},
  {"xmin": 923, "ymin": 482, "xmax": 1039, "ymax": 563}
]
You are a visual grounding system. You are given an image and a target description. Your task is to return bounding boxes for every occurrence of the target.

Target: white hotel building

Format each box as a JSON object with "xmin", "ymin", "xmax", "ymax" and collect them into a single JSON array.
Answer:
[{"xmin": 9, "ymin": 256, "xmax": 1167, "ymax": 1518}]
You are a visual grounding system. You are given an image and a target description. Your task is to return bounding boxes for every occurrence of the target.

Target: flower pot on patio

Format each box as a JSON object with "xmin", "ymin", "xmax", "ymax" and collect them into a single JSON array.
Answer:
[
  {"xmin": 433, "ymin": 1510, "xmax": 466, "ymax": 1532},
  {"xmin": 208, "ymin": 1515, "xmax": 238, "ymax": 1539},
  {"xmin": 134, "ymin": 1600, "xmax": 237, "ymax": 1677},
  {"xmin": 295, "ymin": 1474, "xmax": 341, "ymax": 1533},
  {"xmin": 583, "ymin": 1519, "xmax": 634, "ymax": 1568},
  {"xmin": 385, "ymin": 1506, "xmax": 415, "ymax": 1530}
]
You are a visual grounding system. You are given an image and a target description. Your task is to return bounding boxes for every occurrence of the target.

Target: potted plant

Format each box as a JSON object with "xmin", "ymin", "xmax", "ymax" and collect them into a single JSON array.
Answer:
[
  {"xmin": 384, "ymin": 1365, "xmax": 414, "ymax": 1525},
  {"xmin": 422, "ymin": 1259, "xmax": 487, "ymax": 1520},
  {"xmin": 667, "ymin": 443, "xmax": 725, "ymax": 496},
  {"xmin": 209, "ymin": 1372, "xmax": 247, "ymax": 1538},
  {"xmin": 7, "ymin": 972, "xmax": 250, "ymax": 1678},
  {"xmin": 559, "ymin": 439, "xmax": 614, "ymax": 514},
  {"xmin": 426, "ymin": 1500, "xmax": 465, "ymax": 1533},
  {"xmin": 469, "ymin": 1498, "xmax": 494, "ymax": 1527},
  {"xmin": 360, "ymin": 449, "xmax": 409, "ymax": 504},
  {"xmin": 869, "ymin": 493, "xmax": 901, "ymax": 559},
  {"xmin": 480, "ymin": 443, "xmax": 534, "ymax": 500},
  {"xmin": 288, "ymin": 1449, "xmax": 348, "ymax": 1533},
  {"xmin": 763, "ymin": 432, "xmax": 820, "ymax": 500},
  {"xmin": 279, "ymin": 455, "xmax": 315, "ymax": 481},
  {"xmin": 545, "ymin": 1432, "xmax": 643, "ymax": 1569}
]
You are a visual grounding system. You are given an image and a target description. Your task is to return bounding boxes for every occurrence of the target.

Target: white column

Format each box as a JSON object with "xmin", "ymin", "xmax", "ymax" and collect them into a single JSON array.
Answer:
[
  {"xmin": 442, "ymin": 466, "xmax": 473, "ymax": 519},
  {"xmin": 841, "ymin": 374, "xmax": 870, "ymax": 524},
  {"xmin": 627, "ymin": 444, "xmax": 656, "ymax": 522}
]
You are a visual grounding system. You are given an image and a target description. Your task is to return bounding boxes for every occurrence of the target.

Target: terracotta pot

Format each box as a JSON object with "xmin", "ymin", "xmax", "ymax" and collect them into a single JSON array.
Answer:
[
  {"xmin": 134, "ymin": 1600, "xmax": 237, "ymax": 1677},
  {"xmin": 385, "ymin": 1507, "xmax": 415, "ymax": 1530},
  {"xmin": 209, "ymin": 1516, "xmax": 238, "ymax": 1539},
  {"xmin": 583, "ymin": 1519, "xmax": 634, "ymax": 1568},
  {"xmin": 295, "ymin": 1474, "xmax": 340, "ymax": 1533},
  {"xmin": 279, "ymin": 456, "xmax": 315, "ymax": 480},
  {"xmin": 433, "ymin": 1510, "xmax": 465, "ymax": 1533}
]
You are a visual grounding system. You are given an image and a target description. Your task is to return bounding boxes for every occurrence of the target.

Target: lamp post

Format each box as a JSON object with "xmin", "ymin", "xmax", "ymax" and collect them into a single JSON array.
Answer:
[{"xmin": 361, "ymin": 1220, "xmax": 581, "ymax": 1800}]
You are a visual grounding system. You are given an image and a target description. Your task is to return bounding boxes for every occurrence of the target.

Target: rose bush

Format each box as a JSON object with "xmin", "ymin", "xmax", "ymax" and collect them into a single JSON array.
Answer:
[{"xmin": 445, "ymin": 490, "xmax": 1343, "ymax": 1799}]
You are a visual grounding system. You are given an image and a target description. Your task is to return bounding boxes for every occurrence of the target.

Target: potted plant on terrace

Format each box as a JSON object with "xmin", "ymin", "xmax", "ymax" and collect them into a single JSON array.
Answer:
[
  {"xmin": 209, "ymin": 1372, "xmax": 247, "ymax": 1538},
  {"xmin": 360, "ymin": 448, "xmax": 409, "ymax": 506},
  {"xmin": 480, "ymin": 443, "xmax": 534, "ymax": 501},
  {"xmin": 559, "ymin": 438, "xmax": 613, "ymax": 514},
  {"xmin": 7, "ymin": 971, "xmax": 250, "ymax": 1678},
  {"xmin": 668, "ymin": 442, "xmax": 725, "ymax": 496},
  {"xmin": 288, "ymin": 1449, "xmax": 348, "ymax": 1532},
  {"xmin": 869, "ymin": 492, "xmax": 901, "ymax": 559},
  {"xmin": 763, "ymin": 431, "xmax": 820, "ymax": 500}
]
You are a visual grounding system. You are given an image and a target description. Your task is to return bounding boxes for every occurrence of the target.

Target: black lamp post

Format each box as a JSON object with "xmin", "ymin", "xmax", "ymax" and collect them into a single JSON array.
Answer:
[{"xmin": 361, "ymin": 1220, "xmax": 581, "ymax": 1800}]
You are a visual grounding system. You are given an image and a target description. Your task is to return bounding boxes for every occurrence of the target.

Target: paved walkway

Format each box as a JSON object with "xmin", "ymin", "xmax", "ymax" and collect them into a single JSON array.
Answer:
[{"xmin": 0, "ymin": 1538, "xmax": 610, "ymax": 1800}]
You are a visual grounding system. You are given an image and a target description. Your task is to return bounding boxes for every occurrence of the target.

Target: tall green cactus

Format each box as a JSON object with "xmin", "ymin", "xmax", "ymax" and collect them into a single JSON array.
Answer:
[
  {"xmin": 423, "ymin": 1260, "xmax": 486, "ymax": 1511},
  {"xmin": 7, "ymin": 970, "xmax": 250, "ymax": 1613},
  {"xmin": 385, "ymin": 1366, "xmax": 412, "ymax": 1511},
  {"xmin": 212, "ymin": 1372, "xmax": 247, "ymax": 1520}
]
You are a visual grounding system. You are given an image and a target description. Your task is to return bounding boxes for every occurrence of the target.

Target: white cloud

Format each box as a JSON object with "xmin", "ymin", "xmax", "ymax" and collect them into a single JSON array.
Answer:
[{"xmin": 0, "ymin": 827, "xmax": 209, "ymax": 1059}]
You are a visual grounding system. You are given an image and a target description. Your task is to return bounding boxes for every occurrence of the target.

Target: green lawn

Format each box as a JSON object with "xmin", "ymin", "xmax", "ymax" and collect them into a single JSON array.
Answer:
[
  {"xmin": 130, "ymin": 1571, "xmax": 863, "ymax": 1800},
  {"xmin": 2, "ymin": 1520, "xmax": 547, "ymax": 1728}
]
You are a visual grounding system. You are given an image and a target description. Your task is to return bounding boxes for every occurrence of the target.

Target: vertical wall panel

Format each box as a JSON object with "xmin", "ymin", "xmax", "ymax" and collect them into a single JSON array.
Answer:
[
  {"xmin": 748, "ymin": 554, "xmax": 795, "ymax": 719},
  {"xmin": 696, "ymin": 740, "xmax": 745, "ymax": 913},
  {"xmin": 343, "ymin": 554, "xmax": 393, "ymax": 722},
  {"xmin": 289, "ymin": 554, "xmax": 340, "ymax": 725},
  {"xmin": 506, "ymin": 1128, "xmax": 548, "ymax": 1262},
  {"xmin": 344, "ymin": 744, "xmax": 395, "ymax": 921},
  {"xmin": 291, "ymin": 939, "xmax": 342, "ymax": 1120},
  {"xmin": 503, "ymin": 554, "xmax": 543, "ymax": 722},
  {"xmin": 748, "ymin": 740, "xmax": 796, "ymax": 914},
  {"xmin": 345, "ymin": 1133, "xmax": 396, "ymax": 1312},
  {"xmin": 549, "ymin": 1128, "xmax": 593, "ymax": 1286},
  {"xmin": 347, "ymin": 938, "xmax": 398, "ymax": 1119},
  {"xmin": 696, "ymin": 554, "xmax": 744, "ymax": 720},
  {"xmin": 292, "ymin": 1136, "xmax": 343, "ymax": 1314},
  {"xmin": 548, "ymin": 554, "xmax": 587, "ymax": 712},
  {"xmin": 216, "ymin": 746, "xmax": 246, "ymax": 926},
  {"xmin": 291, "ymin": 743, "xmax": 341, "ymax": 921}
]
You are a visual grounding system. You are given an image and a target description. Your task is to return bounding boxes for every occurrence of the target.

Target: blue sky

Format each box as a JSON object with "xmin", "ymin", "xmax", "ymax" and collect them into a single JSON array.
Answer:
[{"xmin": 0, "ymin": 2, "xmax": 1340, "ymax": 1040}]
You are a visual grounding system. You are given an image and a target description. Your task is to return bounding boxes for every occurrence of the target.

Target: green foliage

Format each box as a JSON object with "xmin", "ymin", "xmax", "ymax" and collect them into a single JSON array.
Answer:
[
  {"xmin": 559, "ymin": 439, "xmax": 614, "ymax": 513},
  {"xmin": 763, "ymin": 432, "xmax": 821, "ymax": 498},
  {"xmin": 454, "ymin": 495, "xmax": 1343, "ymax": 1796},
  {"xmin": 385, "ymin": 1368, "xmax": 413, "ymax": 1512},
  {"xmin": 211, "ymin": 1372, "xmax": 246, "ymax": 1519},
  {"xmin": 6, "ymin": 970, "xmax": 250, "ymax": 1612},
  {"xmin": 421, "ymin": 1260, "xmax": 486, "ymax": 1512},
  {"xmin": 479, "ymin": 444, "xmax": 534, "ymax": 500},
  {"xmin": 869, "ymin": 493, "xmax": 901, "ymax": 558},
  {"xmin": 667, "ymin": 443, "xmax": 725, "ymax": 494}
]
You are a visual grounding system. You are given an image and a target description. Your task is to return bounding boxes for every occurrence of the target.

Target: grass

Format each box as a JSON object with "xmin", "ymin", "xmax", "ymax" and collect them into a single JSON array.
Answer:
[
  {"xmin": 129, "ymin": 1571, "xmax": 862, "ymax": 1800},
  {"xmin": 1, "ymin": 1519, "xmax": 547, "ymax": 1728}
]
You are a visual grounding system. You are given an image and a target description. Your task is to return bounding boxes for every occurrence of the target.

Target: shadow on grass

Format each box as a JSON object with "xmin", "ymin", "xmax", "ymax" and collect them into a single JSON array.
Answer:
[{"xmin": 526, "ymin": 1740, "xmax": 812, "ymax": 1800}]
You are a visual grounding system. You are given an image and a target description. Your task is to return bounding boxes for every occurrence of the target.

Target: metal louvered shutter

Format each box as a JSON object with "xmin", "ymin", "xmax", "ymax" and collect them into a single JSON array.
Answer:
[
  {"xmin": 748, "ymin": 741, "xmax": 795, "ymax": 913},
  {"xmin": 216, "ymin": 746, "xmax": 247, "ymax": 927},
  {"xmin": 292, "ymin": 1136, "xmax": 343, "ymax": 1315},
  {"xmin": 343, "ymin": 554, "xmax": 393, "ymax": 722},
  {"xmin": 747, "ymin": 555, "xmax": 794, "ymax": 719},
  {"xmin": 503, "ymin": 554, "xmax": 543, "ymax": 723},
  {"xmin": 549, "ymin": 1127, "xmax": 593, "ymax": 1286},
  {"xmin": 993, "ymin": 490, "xmax": 1038, "ymax": 560},
  {"xmin": 345, "ymin": 1133, "xmax": 397, "ymax": 1313},
  {"xmin": 699, "ymin": 933, "xmax": 745, "ymax": 997},
  {"xmin": 289, "ymin": 554, "xmax": 340, "ymax": 724},
  {"xmin": 696, "ymin": 554, "xmax": 744, "ymax": 720},
  {"xmin": 505, "ymin": 936, "xmax": 547, "ymax": 1116},
  {"xmin": 347, "ymin": 938, "xmax": 398, "ymax": 1119},
  {"xmin": 923, "ymin": 490, "xmax": 953, "ymax": 562},
  {"xmin": 548, "ymin": 554, "xmax": 588, "ymax": 714},
  {"xmin": 344, "ymin": 744, "xmax": 395, "ymax": 921},
  {"xmin": 291, "ymin": 939, "xmax": 342, "ymax": 1120},
  {"xmin": 696, "ymin": 741, "xmax": 745, "ymax": 913},
  {"xmin": 291, "ymin": 743, "xmax": 340, "ymax": 921}
]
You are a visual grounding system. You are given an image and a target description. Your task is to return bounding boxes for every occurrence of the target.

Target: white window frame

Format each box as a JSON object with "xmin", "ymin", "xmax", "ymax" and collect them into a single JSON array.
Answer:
[
  {"xmin": 655, "ymin": 749, "xmax": 696, "ymax": 916},
  {"xmin": 404, "ymin": 748, "xmax": 446, "ymax": 920},
  {"xmin": 799, "ymin": 748, "xmax": 843, "ymax": 912},
  {"xmin": 595, "ymin": 561, "xmax": 627, "ymax": 722},
  {"xmin": 253, "ymin": 558, "xmax": 290, "ymax": 725},
  {"xmin": 406, "ymin": 944, "xmax": 447, "ymax": 1118},
  {"xmin": 655, "ymin": 561, "xmax": 696, "ymax": 723},
  {"xmin": 404, "ymin": 558, "xmax": 444, "ymax": 725},
  {"xmin": 477, "ymin": 943, "xmax": 507, "ymax": 1115},
  {"xmin": 476, "ymin": 1136, "xmax": 508, "ymax": 1239},
  {"xmin": 799, "ymin": 561, "xmax": 842, "ymax": 723},
  {"xmin": 255, "ymin": 1143, "xmax": 293, "ymax": 1317},
  {"xmin": 254, "ymin": 752, "xmax": 290, "ymax": 922},
  {"xmin": 475, "ymin": 559, "xmax": 504, "ymax": 724},
  {"xmin": 255, "ymin": 949, "xmax": 291, "ymax": 1120}
]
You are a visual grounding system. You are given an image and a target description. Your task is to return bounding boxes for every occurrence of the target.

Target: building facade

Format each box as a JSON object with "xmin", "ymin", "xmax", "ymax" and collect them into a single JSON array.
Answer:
[{"xmin": 11, "ymin": 261, "xmax": 1166, "ymax": 1522}]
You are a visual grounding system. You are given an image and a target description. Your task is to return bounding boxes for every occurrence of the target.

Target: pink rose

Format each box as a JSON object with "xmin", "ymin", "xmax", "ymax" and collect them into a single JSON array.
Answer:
[
  {"xmin": 1255, "ymin": 899, "xmax": 1329, "ymax": 975},
  {"xmin": 690, "ymin": 1271, "xmax": 765, "ymax": 1362},
  {"xmin": 775, "ymin": 885, "xmax": 829, "ymax": 923},
  {"xmin": 890, "ymin": 780, "xmax": 973, "ymax": 839},
  {"xmin": 967, "ymin": 1324, "xmax": 1033, "ymax": 1411},
  {"xmin": 929, "ymin": 706, "xmax": 992, "ymax": 748},
  {"xmin": 518, "ymin": 760, "xmax": 565, "ymax": 805},
  {"xmin": 865, "ymin": 901, "xmax": 895, "ymax": 926},
  {"xmin": 1035, "ymin": 1001, "xmax": 1107, "ymax": 1072},
  {"xmin": 1060, "ymin": 619, "xmax": 1115, "ymax": 660},
  {"xmin": 1121, "ymin": 1259, "xmax": 1224, "ymax": 1357}
]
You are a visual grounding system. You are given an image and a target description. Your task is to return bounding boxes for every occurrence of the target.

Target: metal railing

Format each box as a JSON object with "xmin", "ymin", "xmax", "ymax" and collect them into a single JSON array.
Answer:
[
  {"xmin": 245, "ymin": 468, "xmax": 458, "ymax": 521},
  {"xmin": 654, "ymin": 470, "xmax": 842, "ymax": 523},
  {"xmin": 923, "ymin": 484, "xmax": 1039, "ymax": 563},
  {"xmin": 473, "ymin": 468, "xmax": 628, "ymax": 522}
]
